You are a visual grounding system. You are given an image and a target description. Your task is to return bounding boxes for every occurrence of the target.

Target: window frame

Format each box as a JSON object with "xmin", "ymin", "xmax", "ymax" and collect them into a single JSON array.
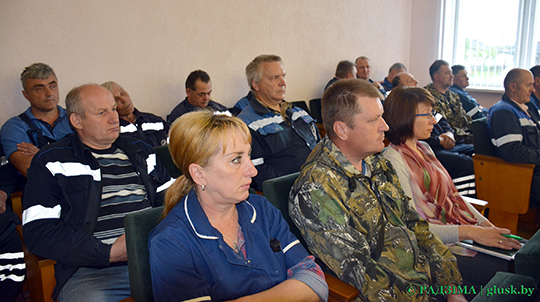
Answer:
[{"xmin": 441, "ymin": 0, "xmax": 539, "ymax": 90}]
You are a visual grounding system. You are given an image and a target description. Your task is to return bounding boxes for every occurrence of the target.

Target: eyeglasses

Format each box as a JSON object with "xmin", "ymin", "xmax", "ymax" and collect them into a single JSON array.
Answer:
[{"xmin": 415, "ymin": 110, "xmax": 436, "ymax": 120}]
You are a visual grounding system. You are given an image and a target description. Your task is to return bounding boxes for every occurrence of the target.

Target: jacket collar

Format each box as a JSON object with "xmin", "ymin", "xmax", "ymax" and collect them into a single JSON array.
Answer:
[
  {"xmin": 502, "ymin": 93, "xmax": 530, "ymax": 114},
  {"xmin": 249, "ymin": 97, "xmax": 284, "ymax": 116},
  {"xmin": 183, "ymin": 189, "xmax": 257, "ymax": 240},
  {"xmin": 315, "ymin": 136, "xmax": 387, "ymax": 179},
  {"xmin": 72, "ymin": 131, "xmax": 144, "ymax": 163}
]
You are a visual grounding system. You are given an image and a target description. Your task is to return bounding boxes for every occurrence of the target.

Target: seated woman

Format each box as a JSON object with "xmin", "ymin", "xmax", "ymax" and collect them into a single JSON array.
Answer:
[
  {"xmin": 149, "ymin": 110, "xmax": 328, "ymax": 302},
  {"xmin": 382, "ymin": 87, "xmax": 521, "ymax": 249},
  {"xmin": 382, "ymin": 87, "xmax": 523, "ymax": 289}
]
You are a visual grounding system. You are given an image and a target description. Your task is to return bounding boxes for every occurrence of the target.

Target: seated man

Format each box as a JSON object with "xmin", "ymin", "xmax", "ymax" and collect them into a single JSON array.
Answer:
[
  {"xmin": 238, "ymin": 54, "xmax": 320, "ymax": 191},
  {"xmin": 289, "ymin": 79, "xmax": 464, "ymax": 301},
  {"xmin": 530, "ymin": 65, "xmax": 540, "ymax": 112},
  {"xmin": 1, "ymin": 63, "xmax": 72, "ymax": 176},
  {"xmin": 0, "ymin": 141, "xmax": 25, "ymax": 302},
  {"xmin": 101, "ymin": 81, "xmax": 168, "ymax": 147},
  {"xmin": 381, "ymin": 62, "xmax": 407, "ymax": 92},
  {"xmin": 488, "ymin": 68, "xmax": 540, "ymax": 208},
  {"xmin": 449, "ymin": 65, "xmax": 487, "ymax": 120},
  {"xmin": 393, "ymin": 72, "xmax": 475, "ymax": 196},
  {"xmin": 425, "ymin": 60, "xmax": 473, "ymax": 144},
  {"xmin": 391, "ymin": 71, "xmax": 419, "ymax": 88},
  {"xmin": 355, "ymin": 56, "xmax": 386, "ymax": 96},
  {"xmin": 324, "ymin": 60, "xmax": 357, "ymax": 91},
  {"xmin": 167, "ymin": 70, "xmax": 228, "ymax": 125},
  {"xmin": 22, "ymin": 84, "xmax": 173, "ymax": 302}
]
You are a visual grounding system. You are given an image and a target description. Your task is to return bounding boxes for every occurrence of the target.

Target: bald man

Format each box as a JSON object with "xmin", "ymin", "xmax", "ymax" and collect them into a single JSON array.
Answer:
[
  {"xmin": 488, "ymin": 68, "xmax": 540, "ymax": 208},
  {"xmin": 22, "ymin": 84, "xmax": 172, "ymax": 301}
]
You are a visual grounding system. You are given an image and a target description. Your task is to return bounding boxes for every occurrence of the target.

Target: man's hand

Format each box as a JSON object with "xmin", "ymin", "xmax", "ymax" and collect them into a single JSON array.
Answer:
[
  {"xmin": 0, "ymin": 190, "xmax": 7, "ymax": 214},
  {"xmin": 17, "ymin": 142, "xmax": 40, "ymax": 157},
  {"xmin": 109, "ymin": 234, "xmax": 128, "ymax": 263},
  {"xmin": 372, "ymin": 81, "xmax": 383, "ymax": 90},
  {"xmin": 439, "ymin": 133, "xmax": 456, "ymax": 150}
]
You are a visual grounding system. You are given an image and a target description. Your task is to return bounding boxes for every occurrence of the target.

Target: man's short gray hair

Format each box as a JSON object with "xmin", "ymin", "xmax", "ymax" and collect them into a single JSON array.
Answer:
[
  {"xmin": 388, "ymin": 62, "xmax": 407, "ymax": 74},
  {"xmin": 20, "ymin": 63, "xmax": 57, "ymax": 90},
  {"xmin": 101, "ymin": 81, "xmax": 121, "ymax": 93},
  {"xmin": 246, "ymin": 54, "xmax": 282, "ymax": 92},
  {"xmin": 65, "ymin": 85, "xmax": 90, "ymax": 119}
]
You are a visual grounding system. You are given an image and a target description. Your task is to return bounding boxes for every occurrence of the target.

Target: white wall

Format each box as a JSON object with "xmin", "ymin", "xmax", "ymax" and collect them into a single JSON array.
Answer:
[{"xmin": 0, "ymin": 0, "xmax": 413, "ymax": 125}]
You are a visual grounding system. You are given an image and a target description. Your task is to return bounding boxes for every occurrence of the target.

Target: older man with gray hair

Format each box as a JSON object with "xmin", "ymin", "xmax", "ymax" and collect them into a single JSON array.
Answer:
[
  {"xmin": 238, "ymin": 54, "xmax": 320, "ymax": 191},
  {"xmin": 22, "ymin": 84, "xmax": 172, "ymax": 301},
  {"xmin": 381, "ymin": 62, "xmax": 407, "ymax": 92},
  {"xmin": 488, "ymin": 68, "xmax": 540, "ymax": 208},
  {"xmin": 101, "ymin": 81, "xmax": 168, "ymax": 147}
]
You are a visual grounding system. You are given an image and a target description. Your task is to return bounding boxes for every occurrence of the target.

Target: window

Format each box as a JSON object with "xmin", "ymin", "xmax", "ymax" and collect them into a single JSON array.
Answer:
[{"xmin": 441, "ymin": 0, "xmax": 540, "ymax": 90}]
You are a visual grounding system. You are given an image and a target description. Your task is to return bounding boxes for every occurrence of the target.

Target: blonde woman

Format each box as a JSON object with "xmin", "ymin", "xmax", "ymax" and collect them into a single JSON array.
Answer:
[{"xmin": 149, "ymin": 110, "xmax": 328, "ymax": 302}]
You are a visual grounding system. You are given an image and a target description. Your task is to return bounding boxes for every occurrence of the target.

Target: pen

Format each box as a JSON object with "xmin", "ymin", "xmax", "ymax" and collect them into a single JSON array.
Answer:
[{"xmin": 502, "ymin": 234, "xmax": 524, "ymax": 241}]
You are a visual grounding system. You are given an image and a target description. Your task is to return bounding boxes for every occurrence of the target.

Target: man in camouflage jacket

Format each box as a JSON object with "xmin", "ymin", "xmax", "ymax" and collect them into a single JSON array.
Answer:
[
  {"xmin": 289, "ymin": 79, "xmax": 464, "ymax": 302},
  {"xmin": 425, "ymin": 60, "xmax": 472, "ymax": 144}
]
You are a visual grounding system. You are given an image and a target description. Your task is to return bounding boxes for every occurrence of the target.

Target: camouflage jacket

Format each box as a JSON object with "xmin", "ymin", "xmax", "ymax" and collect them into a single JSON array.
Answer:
[
  {"xmin": 289, "ymin": 136, "xmax": 461, "ymax": 301},
  {"xmin": 425, "ymin": 83, "xmax": 473, "ymax": 143}
]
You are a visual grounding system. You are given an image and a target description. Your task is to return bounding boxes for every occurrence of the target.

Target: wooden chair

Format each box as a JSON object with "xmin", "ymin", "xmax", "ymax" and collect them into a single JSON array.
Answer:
[
  {"xmin": 15, "ymin": 225, "xmax": 56, "ymax": 302},
  {"xmin": 472, "ymin": 117, "xmax": 535, "ymax": 233},
  {"xmin": 11, "ymin": 192, "xmax": 57, "ymax": 302},
  {"xmin": 262, "ymin": 173, "xmax": 360, "ymax": 302}
]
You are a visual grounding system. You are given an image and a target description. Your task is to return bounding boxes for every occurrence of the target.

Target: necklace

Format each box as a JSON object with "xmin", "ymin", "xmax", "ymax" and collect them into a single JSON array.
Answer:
[{"xmin": 221, "ymin": 232, "xmax": 239, "ymax": 252}]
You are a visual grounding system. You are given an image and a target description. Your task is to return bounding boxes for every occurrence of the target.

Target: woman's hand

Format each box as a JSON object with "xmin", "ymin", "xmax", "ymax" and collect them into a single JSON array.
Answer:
[{"xmin": 460, "ymin": 225, "xmax": 522, "ymax": 250}]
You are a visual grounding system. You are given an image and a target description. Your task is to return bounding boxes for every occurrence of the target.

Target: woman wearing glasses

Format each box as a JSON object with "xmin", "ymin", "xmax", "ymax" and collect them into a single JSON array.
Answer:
[{"xmin": 382, "ymin": 87, "xmax": 521, "ymax": 250}]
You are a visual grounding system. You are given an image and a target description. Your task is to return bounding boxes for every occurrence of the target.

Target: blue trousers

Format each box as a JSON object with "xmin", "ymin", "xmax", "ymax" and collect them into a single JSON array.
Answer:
[{"xmin": 58, "ymin": 265, "xmax": 130, "ymax": 302}]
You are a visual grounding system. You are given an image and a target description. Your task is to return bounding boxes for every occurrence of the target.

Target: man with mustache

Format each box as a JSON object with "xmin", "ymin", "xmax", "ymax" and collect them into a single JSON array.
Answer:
[
  {"xmin": 238, "ymin": 54, "xmax": 320, "ymax": 191},
  {"xmin": 0, "ymin": 63, "xmax": 72, "ymax": 176}
]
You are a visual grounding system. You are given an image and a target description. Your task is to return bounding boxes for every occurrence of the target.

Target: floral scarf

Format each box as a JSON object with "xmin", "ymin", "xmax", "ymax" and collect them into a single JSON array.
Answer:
[{"xmin": 392, "ymin": 142, "xmax": 478, "ymax": 225}]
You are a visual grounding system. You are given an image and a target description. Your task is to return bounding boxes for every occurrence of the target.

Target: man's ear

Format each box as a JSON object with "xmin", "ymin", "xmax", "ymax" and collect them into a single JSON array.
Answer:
[
  {"xmin": 433, "ymin": 72, "xmax": 440, "ymax": 83},
  {"xmin": 22, "ymin": 90, "xmax": 29, "ymax": 101},
  {"xmin": 333, "ymin": 121, "xmax": 349, "ymax": 141},
  {"xmin": 188, "ymin": 163, "xmax": 205, "ymax": 187},
  {"xmin": 69, "ymin": 114, "xmax": 83, "ymax": 130},
  {"xmin": 251, "ymin": 80, "xmax": 259, "ymax": 92},
  {"xmin": 509, "ymin": 81, "xmax": 518, "ymax": 93}
]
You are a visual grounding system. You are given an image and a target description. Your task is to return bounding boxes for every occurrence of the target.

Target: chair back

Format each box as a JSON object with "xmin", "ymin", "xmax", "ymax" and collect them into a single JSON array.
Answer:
[
  {"xmin": 153, "ymin": 145, "xmax": 183, "ymax": 178},
  {"xmin": 124, "ymin": 206, "xmax": 164, "ymax": 302},
  {"xmin": 262, "ymin": 172, "xmax": 308, "ymax": 250},
  {"xmin": 309, "ymin": 98, "xmax": 322, "ymax": 124},
  {"xmin": 291, "ymin": 100, "xmax": 310, "ymax": 114},
  {"xmin": 472, "ymin": 117, "xmax": 497, "ymax": 156}
]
